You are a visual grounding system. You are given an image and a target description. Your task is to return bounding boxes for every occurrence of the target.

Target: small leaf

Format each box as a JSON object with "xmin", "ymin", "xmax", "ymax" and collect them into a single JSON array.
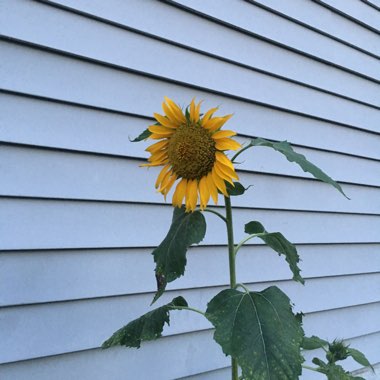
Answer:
[
  {"xmin": 249, "ymin": 138, "xmax": 348, "ymax": 198},
  {"xmin": 347, "ymin": 348, "xmax": 373, "ymax": 371},
  {"xmin": 152, "ymin": 206, "xmax": 206, "ymax": 303},
  {"xmin": 244, "ymin": 221, "xmax": 304, "ymax": 284},
  {"xmin": 102, "ymin": 296, "xmax": 187, "ymax": 349},
  {"xmin": 244, "ymin": 221, "xmax": 265, "ymax": 234},
  {"xmin": 206, "ymin": 286, "xmax": 304, "ymax": 380},
  {"xmin": 130, "ymin": 128, "xmax": 152, "ymax": 142},
  {"xmin": 226, "ymin": 181, "xmax": 247, "ymax": 196},
  {"xmin": 302, "ymin": 335, "xmax": 328, "ymax": 350}
]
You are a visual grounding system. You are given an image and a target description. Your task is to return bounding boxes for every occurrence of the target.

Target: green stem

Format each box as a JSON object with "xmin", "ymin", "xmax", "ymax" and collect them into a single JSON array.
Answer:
[
  {"xmin": 234, "ymin": 233, "xmax": 262, "ymax": 256},
  {"xmin": 231, "ymin": 142, "xmax": 252, "ymax": 163},
  {"xmin": 236, "ymin": 283, "xmax": 250, "ymax": 293},
  {"xmin": 224, "ymin": 195, "xmax": 239, "ymax": 380},
  {"xmin": 170, "ymin": 306, "xmax": 205, "ymax": 316},
  {"xmin": 201, "ymin": 208, "xmax": 227, "ymax": 224},
  {"xmin": 302, "ymin": 365, "xmax": 319, "ymax": 373}
]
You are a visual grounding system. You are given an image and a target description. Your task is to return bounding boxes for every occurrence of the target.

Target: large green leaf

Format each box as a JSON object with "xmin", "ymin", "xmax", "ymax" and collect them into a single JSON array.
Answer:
[
  {"xmin": 249, "ymin": 138, "xmax": 348, "ymax": 198},
  {"xmin": 206, "ymin": 286, "xmax": 304, "ymax": 380},
  {"xmin": 102, "ymin": 296, "xmax": 187, "ymax": 349},
  {"xmin": 152, "ymin": 206, "xmax": 206, "ymax": 303},
  {"xmin": 244, "ymin": 221, "xmax": 304, "ymax": 284}
]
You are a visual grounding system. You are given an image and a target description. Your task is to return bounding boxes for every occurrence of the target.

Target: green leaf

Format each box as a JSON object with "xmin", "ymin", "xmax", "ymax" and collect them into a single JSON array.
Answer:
[
  {"xmin": 249, "ymin": 138, "xmax": 348, "ymax": 198},
  {"xmin": 101, "ymin": 296, "xmax": 187, "ymax": 349},
  {"xmin": 347, "ymin": 348, "xmax": 373, "ymax": 371},
  {"xmin": 206, "ymin": 286, "xmax": 304, "ymax": 380},
  {"xmin": 130, "ymin": 128, "xmax": 152, "ymax": 142},
  {"xmin": 152, "ymin": 206, "xmax": 206, "ymax": 303},
  {"xmin": 245, "ymin": 221, "xmax": 304, "ymax": 284},
  {"xmin": 226, "ymin": 181, "xmax": 250, "ymax": 196},
  {"xmin": 302, "ymin": 335, "xmax": 328, "ymax": 350},
  {"xmin": 315, "ymin": 362, "xmax": 365, "ymax": 380}
]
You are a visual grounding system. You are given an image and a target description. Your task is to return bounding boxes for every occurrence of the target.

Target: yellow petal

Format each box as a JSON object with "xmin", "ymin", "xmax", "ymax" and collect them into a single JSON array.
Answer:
[
  {"xmin": 140, "ymin": 159, "xmax": 168, "ymax": 167},
  {"xmin": 214, "ymin": 161, "xmax": 235, "ymax": 185},
  {"xmin": 164, "ymin": 97, "xmax": 186, "ymax": 123},
  {"xmin": 212, "ymin": 167, "xmax": 228, "ymax": 196},
  {"xmin": 215, "ymin": 152, "xmax": 235, "ymax": 170},
  {"xmin": 154, "ymin": 113, "xmax": 178, "ymax": 129},
  {"xmin": 204, "ymin": 114, "xmax": 232, "ymax": 132},
  {"xmin": 215, "ymin": 160, "xmax": 239, "ymax": 181},
  {"xmin": 215, "ymin": 138, "xmax": 242, "ymax": 151},
  {"xmin": 145, "ymin": 140, "xmax": 168, "ymax": 153},
  {"xmin": 148, "ymin": 149, "xmax": 168, "ymax": 163},
  {"xmin": 199, "ymin": 176, "xmax": 210, "ymax": 210},
  {"xmin": 189, "ymin": 98, "xmax": 196, "ymax": 123},
  {"xmin": 194, "ymin": 100, "xmax": 202, "ymax": 121},
  {"xmin": 201, "ymin": 107, "xmax": 219, "ymax": 127},
  {"xmin": 155, "ymin": 164, "xmax": 171, "ymax": 188},
  {"xmin": 212, "ymin": 130, "xmax": 237, "ymax": 139},
  {"xmin": 172, "ymin": 178, "xmax": 187, "ymax": 207},
  {"xmin": 149, "ymin": 124, "xmax": 175, "ymax": 136},
  {"xmin": 158, "ymin": 168, "xmax": 172, "ymax": 191},
  {"xmin": 161, "ymin": 173, "xmax": 177, "ymax": 199},
  {"xmin": 206, "ymin": 172, "xmax": 218, "ymax": 205},
  {"xmin": 185, "ymin": 179, "xmax": 198, "ymax": 212},
  {"xmin": 149, "ymin": 133, "xmax": 170, "ymax": 140},
  {"xmin": 162, "ymin": 102, "xmax": 180, "ymax": 124}
]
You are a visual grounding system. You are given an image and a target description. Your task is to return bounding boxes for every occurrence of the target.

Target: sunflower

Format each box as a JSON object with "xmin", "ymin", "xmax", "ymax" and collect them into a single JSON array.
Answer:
[{"xmin": 143, "ymin": 97, "xmax": 241, "ymax": 212}]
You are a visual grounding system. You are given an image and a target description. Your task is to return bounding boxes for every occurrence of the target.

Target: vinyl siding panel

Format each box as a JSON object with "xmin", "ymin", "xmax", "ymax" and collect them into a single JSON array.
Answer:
[{"xmin": 1, "ymin": 0, "xmax": 379, "ymax": 379}]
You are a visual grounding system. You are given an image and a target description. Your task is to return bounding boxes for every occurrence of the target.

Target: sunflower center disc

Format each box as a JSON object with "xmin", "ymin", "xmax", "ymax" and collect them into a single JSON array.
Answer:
[{"xmin": 168, "ymin": 124, "xmax": 216, "ymax": 180}]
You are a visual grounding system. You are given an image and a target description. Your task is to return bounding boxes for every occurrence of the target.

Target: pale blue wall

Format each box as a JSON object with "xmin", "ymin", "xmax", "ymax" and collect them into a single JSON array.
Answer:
[{"xmin": 1, "ymin": 0, "xmax": 379, "ymax": 378}]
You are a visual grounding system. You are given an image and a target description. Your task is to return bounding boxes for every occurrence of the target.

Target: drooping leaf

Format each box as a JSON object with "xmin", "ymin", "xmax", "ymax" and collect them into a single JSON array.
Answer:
[
  {"xmin": 206, "ymin": 286, "xmax": 304, "ymax": 380},
  {"xmin": 152, "ymin": 206, "xmax": 206, "ymax": 303},
  {"xmin": 102, "ymin": 296, "xmax": 187, "ymax": 349},
  {"xmin": 245, "ymin": 221, "xmax": 304, "ymax": 284},
  {"xmin": 226, "ymin": 181, "xmax": 250, "ymax": 196},
  {"xmin": 347, "ymin": 348, "xmax": 374, "ymax": 371},
  {"xmin": 302, "ymin": 335, "xmax": 328, "ymax": 350},
  {"xmin": 130, "ymin": 128, "xmax": 152, "ymax": 142},
  {"xmin": 249, "ymin": 138, "xmax": 348, "ymax": 198}
]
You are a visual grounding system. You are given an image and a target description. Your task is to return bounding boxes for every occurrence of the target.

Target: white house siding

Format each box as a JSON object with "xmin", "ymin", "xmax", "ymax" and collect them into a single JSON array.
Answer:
[{"xmin": 0, "ymin": 0, "xmax": 379, "ymax": 379}]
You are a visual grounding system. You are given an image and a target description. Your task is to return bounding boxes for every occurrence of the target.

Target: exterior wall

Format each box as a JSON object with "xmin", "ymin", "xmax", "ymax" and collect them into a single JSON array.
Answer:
[{"xmin": 1, "ymin": 0, "xmax": 379, "ymax": 378}]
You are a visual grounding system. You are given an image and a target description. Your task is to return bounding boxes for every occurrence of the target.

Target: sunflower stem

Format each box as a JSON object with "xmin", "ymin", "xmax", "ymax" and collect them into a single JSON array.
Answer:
[{"xmin": 224, "ymin": 195, "xmax": 239, "ymax": 380}]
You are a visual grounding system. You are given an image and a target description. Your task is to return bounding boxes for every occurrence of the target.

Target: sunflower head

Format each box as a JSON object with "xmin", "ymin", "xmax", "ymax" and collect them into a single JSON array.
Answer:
[{"xmin": 143, "ymin": 97, "xmax": 241, "ymax": 212}]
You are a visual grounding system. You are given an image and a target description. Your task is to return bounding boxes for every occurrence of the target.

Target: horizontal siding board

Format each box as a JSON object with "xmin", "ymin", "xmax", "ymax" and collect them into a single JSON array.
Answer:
[
  {"xmin": 251, "ymin": 0, "xmax": 380, "ymax": 56},
  {"xmin": 318, "ymin": 0, "xmax": 380, "ymax": 30},
  {"xmin": 2, "ymin": 0, "xmax": 380, "ymax": 107},
  {"xmin": 0, "ymin": 331, "xmax": 379, "ymax": 380},
  {"xmin": 1, "ymin": 199, "xmax": 380, "ymax": 250},
  {"xmin": 1, "ymin": 41, "xmax": 380, "ymax": 132},
  {"xmin": 2, "ymin": 93, "xmax": 380, "ymax": 162},
  {"xmin": 1, "ymin": 282, "xmax": 379, "ymax": 363},
  {"xmin": 47, "ymin": 0, "xmax": 380, "ymax": 83},
  {"xmin": 168, "ymin": 0, "xmax": 380, "ymax": 81},
  {"xmin": 1, "ymin": 330, "xmax": 378, "ymax": 380},
  {"xmin": 2, "ymin": 145, "xmax": 380, "ymax": 211},
  {"xmin": 1, "ymin": 245, "xmax": 379, "ymax": 306}
]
